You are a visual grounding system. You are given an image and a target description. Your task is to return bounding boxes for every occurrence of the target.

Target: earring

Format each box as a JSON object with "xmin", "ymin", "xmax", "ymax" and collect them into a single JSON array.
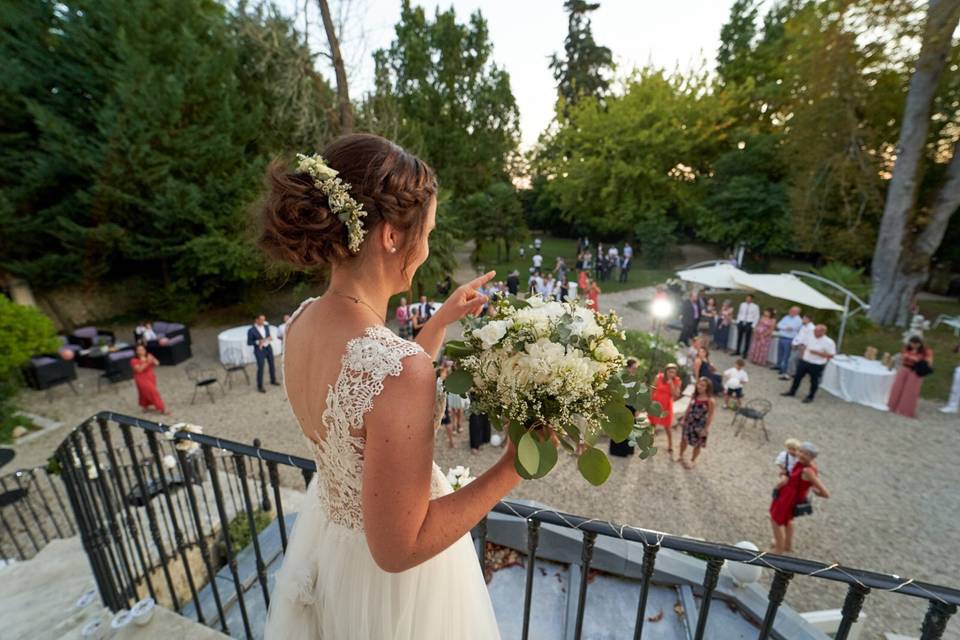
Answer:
[{"xmin": 389, "ymin": 247, "xmax": 397, "ymax": 253}]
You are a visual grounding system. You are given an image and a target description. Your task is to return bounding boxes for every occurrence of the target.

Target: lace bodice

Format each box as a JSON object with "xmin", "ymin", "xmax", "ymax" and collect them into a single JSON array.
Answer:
[{"xmin": 285, "ymin": 299, "xmax": 448, "ymax": 531}]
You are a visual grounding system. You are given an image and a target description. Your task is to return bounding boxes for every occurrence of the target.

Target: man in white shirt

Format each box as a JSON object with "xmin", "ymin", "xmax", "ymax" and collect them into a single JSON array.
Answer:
[
  {"xmin": 734, "ymin": 295, "xmax": 760, "ymax": 357},
  {"xmin": 787, "ymin": 315, "xmax": 814, "ymax": 378},
  {"xmin": 782, "ymin": 324, "xmax": 836, "ymax": 403},
  {"xmin": 774, "ymin": 306, "xmax": 803, "ymax": 378},
  {"xmin": 531, "ymin": 252, "xmax": 543, "ymax": 270}
]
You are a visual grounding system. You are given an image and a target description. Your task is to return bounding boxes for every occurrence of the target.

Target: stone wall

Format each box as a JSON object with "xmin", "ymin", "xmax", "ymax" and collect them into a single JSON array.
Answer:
[{"xmin": 34, "ymin": 281, "xmax": 140, "ymax": 331}]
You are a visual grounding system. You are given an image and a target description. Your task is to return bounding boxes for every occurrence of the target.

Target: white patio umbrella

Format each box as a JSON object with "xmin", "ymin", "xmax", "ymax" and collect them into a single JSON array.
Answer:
[
  {"xmin": 731, "ymin": 273, "xmax": 844, "ymax": 311},
  {"xmin": 676, "ymin": 263, "xmax": 751, "ymax": 290}
]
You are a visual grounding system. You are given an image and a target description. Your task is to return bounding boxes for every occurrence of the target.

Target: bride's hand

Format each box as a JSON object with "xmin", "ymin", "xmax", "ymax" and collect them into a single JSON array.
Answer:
[{"xmin": 432, "ymin": 271, "xmax": 496, "ymax": 327}]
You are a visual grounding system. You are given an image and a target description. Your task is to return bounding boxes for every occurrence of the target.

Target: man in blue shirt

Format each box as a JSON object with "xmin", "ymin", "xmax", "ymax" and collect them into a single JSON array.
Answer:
[{"xmin": 774, "ymin": 306, "xmax": 803, "ymax": 379}]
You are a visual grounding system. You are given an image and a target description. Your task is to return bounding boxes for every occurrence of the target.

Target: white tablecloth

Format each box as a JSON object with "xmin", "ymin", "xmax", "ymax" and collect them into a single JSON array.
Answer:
[
  {"xmin": 218, "ymin": 325, "xmax": 283, "ymax": 366},
  {"xmin": 820, "ymin": 355, "xmax": 894, "ymax": 411}
]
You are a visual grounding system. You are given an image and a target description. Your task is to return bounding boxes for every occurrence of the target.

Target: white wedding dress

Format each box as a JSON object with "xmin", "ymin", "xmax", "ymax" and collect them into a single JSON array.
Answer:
[{"xmin": 264, "ymin": 301, "xmax": 500, "ymax": 639}]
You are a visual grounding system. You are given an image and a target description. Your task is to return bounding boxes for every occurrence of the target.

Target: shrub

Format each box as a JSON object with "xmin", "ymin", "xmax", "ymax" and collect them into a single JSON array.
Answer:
[{"xmin": 0, "ymin": 297, "xmax": 60, "ymax": 429}]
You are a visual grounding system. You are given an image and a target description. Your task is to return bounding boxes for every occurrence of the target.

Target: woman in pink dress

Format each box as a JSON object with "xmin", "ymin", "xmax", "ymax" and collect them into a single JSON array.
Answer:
[
  {"xmin": 749, "ymin": 308, "xmax": 776, "ymax": 366},
  {"xmin": 649, "ymin": 364, "xmax": 683, "ymax": 454},
  {"xmin": 769, "ymin": 442, "xmax": 829, "ymax": 554},
  {"xmin": 888, "ymin": 336, "xmax": 934, "ymax": 418},
  {"xmin": 131, "ymin": 344, "xmax": 167, "ymax": 414},
  {"xmin": 395, "ymin": 296, "xmax": 412, "ymax": 339}
]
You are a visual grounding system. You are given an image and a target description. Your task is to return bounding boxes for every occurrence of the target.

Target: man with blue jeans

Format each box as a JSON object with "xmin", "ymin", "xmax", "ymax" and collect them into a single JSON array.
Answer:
[{"xmin": 774, "ymin": 306, "xmax": 803, "ymax": 379}]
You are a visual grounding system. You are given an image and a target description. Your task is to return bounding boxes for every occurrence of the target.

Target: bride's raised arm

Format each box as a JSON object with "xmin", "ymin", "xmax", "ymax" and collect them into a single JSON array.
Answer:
[
  {"xmin": 414, "ymin": 271, "xmax": 495, "ymax": 360},
  {"xmin": 361, "ymin": 349, "xmax": 520, "ymax": 573}
]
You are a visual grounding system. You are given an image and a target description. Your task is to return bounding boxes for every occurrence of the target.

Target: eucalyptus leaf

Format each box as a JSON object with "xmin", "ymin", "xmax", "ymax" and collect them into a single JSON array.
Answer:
[
  {"xmin": 601, "ymin": 401, "xmax": 635, "ymax": 442},
  {"xmin": 517, "ymin": 432, "xmax": 540, "ymax": 475},
  {"xmin": 508, "ymin": 421, "xmax": 525, "ymax": 445},
  {"xmin": 577, "ymin": 447, "xmax": 612, "ymax": 486},
  {"xmin": 534, "ymin": 437, "xmax": 558, "ymax": 478},
  {"xmin": 444, "ymin": 340, "xmax": 475, "ymax": 358},
  {"xmin": 514, "ymin": 455, "xmax": 534, "ymax": 479},
  {"xmin": 647, "ymin": 400, "xmax": 665, "ymax": 418},
  {"xmin": 444, "ymin": 368, "xmax": 473, "ymax": 395}
]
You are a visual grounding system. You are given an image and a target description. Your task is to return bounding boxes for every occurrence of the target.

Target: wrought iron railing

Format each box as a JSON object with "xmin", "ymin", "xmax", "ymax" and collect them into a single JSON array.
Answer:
[
  {"xmin": 0, "ymin": 463, "xmax": 75, "ymax": 562},
  {"xmin": 9, "ymin": 411, "xmax": 958, "ymax": 640}
]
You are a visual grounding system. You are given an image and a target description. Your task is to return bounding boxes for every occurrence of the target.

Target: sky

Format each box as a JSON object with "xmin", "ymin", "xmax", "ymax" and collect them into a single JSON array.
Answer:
[{"xmin": 285, "ymin": 1, "xmax": 745, "ymax": 149}]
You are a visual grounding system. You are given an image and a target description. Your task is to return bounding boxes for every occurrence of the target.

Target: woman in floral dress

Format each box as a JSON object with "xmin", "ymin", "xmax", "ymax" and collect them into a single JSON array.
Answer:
[
  {"xmin": 749, "ymin": 308, "xmax": 777, "ymax": 366},
  {"xmin": 678, "ymin": 377, "xmax": 715, "ymax": 469}
]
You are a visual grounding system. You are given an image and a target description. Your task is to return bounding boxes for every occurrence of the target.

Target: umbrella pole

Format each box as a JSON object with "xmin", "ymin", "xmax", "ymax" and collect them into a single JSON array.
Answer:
[{"xmin": 838, "ymin": 293, "xmax": 851, "ymax": 352}]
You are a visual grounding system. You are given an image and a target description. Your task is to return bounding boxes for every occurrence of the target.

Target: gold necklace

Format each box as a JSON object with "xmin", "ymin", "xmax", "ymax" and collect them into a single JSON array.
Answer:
[{"xmin": 330, "ymin": 289, "xmax": 385, "ymax": 323}]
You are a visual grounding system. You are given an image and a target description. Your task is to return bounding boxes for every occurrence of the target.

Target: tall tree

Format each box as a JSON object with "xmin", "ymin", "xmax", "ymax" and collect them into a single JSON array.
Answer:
[
  {"xmin": 549, "ymin": 0, "xmax": 614, "ymax": 116},
  {"xmin": 0, "ymin": 0, "xmax": 336, "ymax": 313},
  {"xmin": 316, "ymin": 0, "xmax": 354, "ymax": 133},
  {"xmin": 369, "ymin": 0, "xmax": 520, "ymax": 198},
  {"xmin": 869, "ymin": 0, "xmax": 960, "ymax": 325},
  {"xmin": 534, "ymin": 68, "xmax": 734, "ymax": 265},
  {"xmin": 716, "ymin": 0, "xmax": 760, "ymax": 87}
]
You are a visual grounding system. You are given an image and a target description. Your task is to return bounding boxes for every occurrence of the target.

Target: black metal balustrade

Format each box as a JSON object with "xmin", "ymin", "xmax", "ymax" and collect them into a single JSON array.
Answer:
[
  {"xmin": 4, "ymin": 411, "xmax": 957, "ymax": 640},
  {"xmin": 0, "ymin": 463, "xmax": 75, "ymax": 562}
]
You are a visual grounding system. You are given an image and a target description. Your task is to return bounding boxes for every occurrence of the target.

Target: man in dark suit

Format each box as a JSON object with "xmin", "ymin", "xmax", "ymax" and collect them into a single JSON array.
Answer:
[
  {"xmin": 679, "ymin": 291, "xmax": 701, "ymax": 345},
  {"xmin": 247, "ymin": 314, "xmax": 278, "ymax": 393},
  {"xmin": 506, "ymin": 270, "xmax": 520, "ymax": 296}
]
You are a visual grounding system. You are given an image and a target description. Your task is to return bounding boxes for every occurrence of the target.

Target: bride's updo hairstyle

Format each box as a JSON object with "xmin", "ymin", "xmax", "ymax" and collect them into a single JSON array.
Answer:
[{"xmin": 259, "ymin": 133, "xmax": 437, "ymax": 270}]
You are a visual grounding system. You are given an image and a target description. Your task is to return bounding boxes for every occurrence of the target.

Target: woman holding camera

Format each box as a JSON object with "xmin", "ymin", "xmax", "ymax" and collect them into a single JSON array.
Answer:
[{"xmin": 769, "ymin": 442, "xmax": 829, "ymax": 554}]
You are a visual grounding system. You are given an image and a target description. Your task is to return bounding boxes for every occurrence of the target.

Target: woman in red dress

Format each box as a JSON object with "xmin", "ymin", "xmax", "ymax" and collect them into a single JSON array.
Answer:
[
  {"xmin": 131, "ymin": 344, "xmax": 168, "ymax": 414},
  {"xmin": 585, "ymin": 278, "xmax": 601, "ymax": 311},
  {"xmin": 649, "ymin": 364, "xmax": 683, "ymax": 454},
  {"xmin": 749, "ymin": 308, "xmax": 776, "ymax": 366},
  {"xmin": 769, "ymin": 442, "xmax": 829, "ymax": 554},
  {"xmin": 887, "ymin": 336, "xmax": 933, "ymax": 418}
]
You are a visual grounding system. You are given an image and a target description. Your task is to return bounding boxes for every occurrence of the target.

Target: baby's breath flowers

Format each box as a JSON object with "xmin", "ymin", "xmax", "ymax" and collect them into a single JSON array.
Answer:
[{"xmin": 444, "ymin": 295, "xmax": 657, "ymax": 485}]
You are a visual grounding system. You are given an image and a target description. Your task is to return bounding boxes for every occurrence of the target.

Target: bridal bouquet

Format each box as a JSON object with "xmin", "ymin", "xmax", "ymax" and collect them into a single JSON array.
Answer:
[{"xmin": 443, "ymin": 295, "xmax": 658, "ymax": 485}]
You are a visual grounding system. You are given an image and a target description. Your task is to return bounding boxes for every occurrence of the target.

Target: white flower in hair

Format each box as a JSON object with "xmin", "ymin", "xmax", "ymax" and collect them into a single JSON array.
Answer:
[{"xmin": 296, "ymin": 153, "xmax": 368, "ymax": 254}]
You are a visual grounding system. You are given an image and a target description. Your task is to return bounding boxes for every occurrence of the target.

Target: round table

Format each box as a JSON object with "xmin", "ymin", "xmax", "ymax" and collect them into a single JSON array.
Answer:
[
  {"xmin": 820, "ymin": 355, "xmax": 895, "ymax": 411},
  {"xmin": 218, "ymin": 325, "xmax": 284, "ymax": 366}
]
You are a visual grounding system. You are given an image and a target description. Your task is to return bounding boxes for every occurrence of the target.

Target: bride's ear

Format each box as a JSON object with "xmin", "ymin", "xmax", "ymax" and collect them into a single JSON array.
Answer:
[{"xmin": 378, "ymin": 221, "xmax": 402, "ymax": 255}]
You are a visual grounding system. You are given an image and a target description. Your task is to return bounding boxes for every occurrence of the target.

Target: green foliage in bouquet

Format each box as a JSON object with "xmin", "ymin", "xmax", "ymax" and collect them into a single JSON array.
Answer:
[{"xmin": 443, "ymin": 295, "xmax": 658, "ymax": 486}]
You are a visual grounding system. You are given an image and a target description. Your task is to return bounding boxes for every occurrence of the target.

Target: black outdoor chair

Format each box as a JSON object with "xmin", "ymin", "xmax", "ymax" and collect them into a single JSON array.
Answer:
[
  {"xmin": 220, "ymin": 347, "xmax": 250, "ymax": 389},
  {"xmin": 97, "ymin": 350, "xmax": 135, "ymax": 393},
  {"xmin": 731, "ymin": 398, "xmax": 772, "ymax": 442},
  {"xmin": 186, "ymin": 363, "xmax": 225, "ymax": 405}
]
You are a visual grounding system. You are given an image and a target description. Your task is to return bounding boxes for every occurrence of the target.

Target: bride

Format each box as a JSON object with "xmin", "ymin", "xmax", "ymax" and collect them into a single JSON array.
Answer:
[{"xmin": 259, "ymin": 133, "xmax": 521, "ymax": 639}]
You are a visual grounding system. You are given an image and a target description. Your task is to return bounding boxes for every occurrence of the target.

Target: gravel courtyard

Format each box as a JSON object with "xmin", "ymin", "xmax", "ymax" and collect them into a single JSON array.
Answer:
[{"xmin": 11, "ymin": 289, "xmax": 960, "ymax": 639}]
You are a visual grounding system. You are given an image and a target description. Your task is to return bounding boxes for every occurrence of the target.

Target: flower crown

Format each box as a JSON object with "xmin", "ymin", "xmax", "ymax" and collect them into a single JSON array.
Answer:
[{"xmin": 296, "ymin": 153, "xmax": 367, "ymax": 253}]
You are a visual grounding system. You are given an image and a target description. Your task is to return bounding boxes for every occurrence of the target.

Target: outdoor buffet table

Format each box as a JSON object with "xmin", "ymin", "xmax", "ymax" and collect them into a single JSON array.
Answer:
[
  {"xmin": 820, "ymin": 354, "xmax": 895, "ymax": 411},
  {"xmin": 218, "ymin": 325, "xmax": 284, "ymax": 366}
]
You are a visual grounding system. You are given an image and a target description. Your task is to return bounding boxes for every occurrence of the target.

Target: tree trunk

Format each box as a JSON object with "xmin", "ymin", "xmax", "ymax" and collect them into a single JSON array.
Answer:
[
  {"xmin": 868, "ymin": 0, "xmax": 960, "ymax": 325},
  {"xmin": 317, "ymin": 0, "xmax": 353, "ymax": 134}
]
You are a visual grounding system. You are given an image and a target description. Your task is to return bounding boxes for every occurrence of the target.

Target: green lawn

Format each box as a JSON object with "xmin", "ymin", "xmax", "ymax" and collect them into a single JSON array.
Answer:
[
  {"xmin": 712, "ymin": 292, "xmax": 960, "ymax": 401},
  {"xmin": 472, "ymin": 235, "xmax": 674, "ymax": 294}
]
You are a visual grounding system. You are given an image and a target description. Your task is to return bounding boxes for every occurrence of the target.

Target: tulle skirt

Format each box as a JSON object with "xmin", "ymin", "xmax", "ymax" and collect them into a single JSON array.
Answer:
[{"xmin": 264, "ymin": 476, "xmax": 500, "ymax": 639}]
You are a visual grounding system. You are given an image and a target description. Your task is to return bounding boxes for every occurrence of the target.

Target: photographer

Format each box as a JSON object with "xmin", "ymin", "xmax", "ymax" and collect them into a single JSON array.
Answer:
[{"xmin": 769, "ymin": 442, "xmax": 829, "ymax": 554}]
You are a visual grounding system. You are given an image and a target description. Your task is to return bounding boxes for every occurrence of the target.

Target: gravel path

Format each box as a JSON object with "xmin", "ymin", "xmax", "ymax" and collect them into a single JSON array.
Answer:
[{"xmin": 11, "ymin": 285, "xmax": 960, "ymax": 639}]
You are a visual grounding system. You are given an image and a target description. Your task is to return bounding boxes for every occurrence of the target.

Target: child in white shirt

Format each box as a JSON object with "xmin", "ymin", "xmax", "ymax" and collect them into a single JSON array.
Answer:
[{"xmin": 722, "ymin": 358, "xmax": 749, "ymax": 410}]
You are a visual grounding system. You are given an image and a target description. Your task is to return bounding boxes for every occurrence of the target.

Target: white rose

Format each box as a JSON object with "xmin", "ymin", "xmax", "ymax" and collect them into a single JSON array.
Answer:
[
  {"xmin": 594, "ymin": 339, "xmax": 620, "ymax": 362},
  {"xmin": 474, "ymin": 320, "xmax": 510, "ymax": 349},
  {"xmin": 526, "ymin": 295, "xmax": 545, "ymax": 308}
]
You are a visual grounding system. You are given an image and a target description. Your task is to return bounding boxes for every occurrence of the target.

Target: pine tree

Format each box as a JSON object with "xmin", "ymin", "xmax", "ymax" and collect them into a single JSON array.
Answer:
[{"xmin": 549, "ymin": 0, "xmax": 614, "ymax": 116}]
